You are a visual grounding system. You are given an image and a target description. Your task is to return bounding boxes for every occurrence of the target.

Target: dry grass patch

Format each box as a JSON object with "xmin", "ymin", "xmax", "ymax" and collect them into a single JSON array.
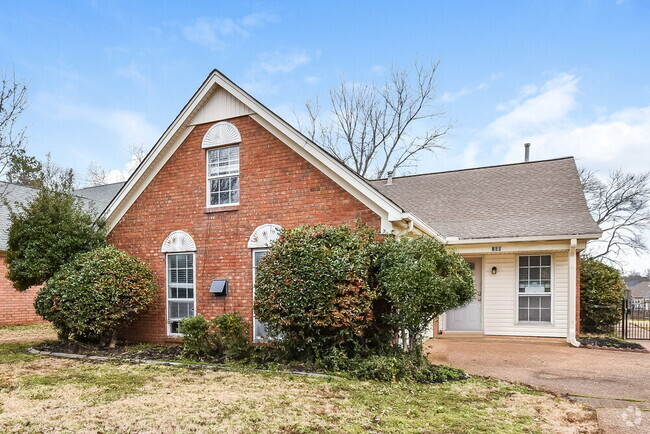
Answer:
[
  {"xmin": 0, "ymin": 324, "xmax": 56, "ymax": 344},
  {"xmin": 0, "ymin": 326, "xmax": 599, "ymax": 433}
]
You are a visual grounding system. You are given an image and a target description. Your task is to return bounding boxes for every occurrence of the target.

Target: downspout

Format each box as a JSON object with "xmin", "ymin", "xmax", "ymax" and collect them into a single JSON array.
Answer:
[{"xmin": 567, "ymin": 238, "xmax": 580, "ymax": 347}]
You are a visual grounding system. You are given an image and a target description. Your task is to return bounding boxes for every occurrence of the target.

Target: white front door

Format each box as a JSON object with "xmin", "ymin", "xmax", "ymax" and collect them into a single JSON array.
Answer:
[{"xmin": 445, "ymin": 257, "xmax": 482, "ymax": 331}]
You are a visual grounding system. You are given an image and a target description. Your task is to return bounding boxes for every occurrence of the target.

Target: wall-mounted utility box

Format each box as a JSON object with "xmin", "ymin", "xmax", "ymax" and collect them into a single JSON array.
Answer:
[{"xmin": 209, "ymin": 279, "xmax": 229, "ymax": 296}]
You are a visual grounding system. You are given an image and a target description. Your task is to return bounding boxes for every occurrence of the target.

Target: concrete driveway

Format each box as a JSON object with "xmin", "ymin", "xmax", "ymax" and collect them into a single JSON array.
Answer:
[{"xmin": 425, "ymin": 336, "xmax": 650, "ymax": 433}]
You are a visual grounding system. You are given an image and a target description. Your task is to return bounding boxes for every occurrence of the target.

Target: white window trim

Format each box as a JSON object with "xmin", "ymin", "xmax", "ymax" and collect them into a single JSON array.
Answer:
[
  {"xmin": 515, "ymin": 253, "xmax": 555, "ymax": 325},
  {"xmin": 166, "ymin": 252, "xmax": 197, "ymax": 337},
  {"xmin": 252, "ymin": 248, "xmax": 268, "ymax": 341},
  {"xmin": 205, "ymin": 144, "xmax": 240, "ymax": 208}
]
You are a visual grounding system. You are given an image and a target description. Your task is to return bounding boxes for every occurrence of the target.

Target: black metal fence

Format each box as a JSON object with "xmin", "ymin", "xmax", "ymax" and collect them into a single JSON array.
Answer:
[{"xmin": 617, "ymin": 298, "xmax": 650, "ymax": 340}]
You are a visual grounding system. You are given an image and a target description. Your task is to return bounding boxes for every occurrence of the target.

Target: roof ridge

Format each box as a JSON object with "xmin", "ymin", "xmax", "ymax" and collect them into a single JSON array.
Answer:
[{"xmin": 370, "ymin": 157, "xmax": 575, "ymax": 182}]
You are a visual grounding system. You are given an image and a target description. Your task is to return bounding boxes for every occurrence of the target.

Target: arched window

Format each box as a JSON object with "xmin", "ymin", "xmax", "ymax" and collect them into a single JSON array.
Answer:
[
  {"xmin": 161, "ymin": 231, "xmax": 197, "ymax": 335},
  {"xmin": 249, "ymin": 224, "xmax": 283, "ymax": 340},
  {"xmin": 204, "ymin": 122, "xmax": 241, "ymax": 207}
]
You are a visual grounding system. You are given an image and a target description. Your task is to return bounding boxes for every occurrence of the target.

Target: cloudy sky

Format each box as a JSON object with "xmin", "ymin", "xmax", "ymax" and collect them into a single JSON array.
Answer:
[{"xmin": 1, "ymin": 1, "xmax": 649, "ymax": 270}]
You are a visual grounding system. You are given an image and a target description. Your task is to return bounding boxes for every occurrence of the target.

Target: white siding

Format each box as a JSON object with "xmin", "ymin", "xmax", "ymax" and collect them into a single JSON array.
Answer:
[
  {"xmin": 190, "ymin": 87, "xmax": 253, "ymax": 125},
  {"xmin": 481, "ymin": 251, "xmax": 569, "ymax": 338}
]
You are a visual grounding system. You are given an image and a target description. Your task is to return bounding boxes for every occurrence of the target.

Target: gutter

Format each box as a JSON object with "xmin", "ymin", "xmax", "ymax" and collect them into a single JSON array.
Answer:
[{"xmin": 446, "ymin": 233, "xmax": 602, "ymax": 245}]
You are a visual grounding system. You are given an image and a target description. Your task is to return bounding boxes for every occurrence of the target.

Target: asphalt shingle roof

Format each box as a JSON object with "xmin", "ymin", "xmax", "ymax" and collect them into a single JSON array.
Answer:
[
  {"xmin": 628, "ymin": 281, "xmax": 650, "ymax": 299},
  {"xmin": 369, "ymin": 157, "xmax": 601, "ymax": 240},
  {"xmin": 0, "ymin": 182, "xmax": 124, "ymax": 251},
  {"xmin": 73, "ymin": 182, "xmax": 124, "ymax": 214}
]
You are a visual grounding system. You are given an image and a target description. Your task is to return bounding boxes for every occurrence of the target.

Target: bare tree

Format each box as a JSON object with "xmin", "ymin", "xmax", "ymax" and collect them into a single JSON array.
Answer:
[
  {"xmin": 580, "ymin": 168, "xmax": 650, "ymax": 267},
  {"xmin": 297, "ymin": 62, "xmax": 450, "ymax": 179},
  {"xmin": 0, "ymin": 68, "xmax": 28, "ymax": 191},
  {"xmin": 85, "ymin": 144, "xmax": 147, "ymax": 186}
]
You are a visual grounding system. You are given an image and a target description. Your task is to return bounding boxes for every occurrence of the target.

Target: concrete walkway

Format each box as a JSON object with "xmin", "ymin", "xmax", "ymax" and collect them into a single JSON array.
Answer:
[{"xmin": 425, "ymin": 336, "xmax": 650, "ymax": 433}]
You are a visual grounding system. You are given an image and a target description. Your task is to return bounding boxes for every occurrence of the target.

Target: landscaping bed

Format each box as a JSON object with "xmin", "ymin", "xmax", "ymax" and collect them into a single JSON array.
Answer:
[
  {"xmin": 579, "ymin": 336, "xmax": 648, "ymax": 352},
  {"xmin": 34, "ymin": 340, "xmax": 183, "ymax": 361}
]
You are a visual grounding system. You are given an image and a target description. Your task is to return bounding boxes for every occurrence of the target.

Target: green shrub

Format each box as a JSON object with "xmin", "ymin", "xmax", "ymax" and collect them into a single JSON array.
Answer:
[
  {"xmin": 178, "ymin": 316, "xmax": 220, "ymax": 361},
  {"xmin": 344, "ymin": 353, "xmax": 467, "ymax": 383},
  {"xmin": 214, "ymin": 313, "xmax": 251, "ymax": 361},
  {"xmin": 375, "ymin": 236, "xmax": 475, "ymax": 352},
  {"xmin": 34, "ymin": 246, "xmax": 156, "ymax": 347},
  {"xmin": 580, "ymin": 256, "xmax": 626, "ymax": 334},
  {"xmin": 254, "ymin": 225, "xmax": 377, "ymax": 361},
  {"xmin": 7, "ymin": 186, "xmax": 106, "ymax": 291},
  {"xmin": 179, "ymin": 313, "xmax": 251, "ymax": 362}
]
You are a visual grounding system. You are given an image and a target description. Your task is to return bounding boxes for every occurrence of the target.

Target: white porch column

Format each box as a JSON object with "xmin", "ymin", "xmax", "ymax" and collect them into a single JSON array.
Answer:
[{"xmin": 567, "ymin": 238, "xmax": 580, "ymax": 347}]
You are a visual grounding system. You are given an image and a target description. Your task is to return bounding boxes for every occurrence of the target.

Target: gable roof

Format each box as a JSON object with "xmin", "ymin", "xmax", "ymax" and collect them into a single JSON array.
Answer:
[
  {"xmin": 102, "ymin": 69, "xmax": 405, "ymax": 233},
  {"xmin": 0, "ymin": 182, "xmax": 124, "ymax": 251},
  {"xmin": 74, "ymin": 182, "xmax": 125, "ymax": 214},
  {"xmin": 629, "ymin": 281, "xmax": 650, "ymax": 299},
  {"xmin": 369, "ymin": 157, "xmax": 602, "ymax": 241}
]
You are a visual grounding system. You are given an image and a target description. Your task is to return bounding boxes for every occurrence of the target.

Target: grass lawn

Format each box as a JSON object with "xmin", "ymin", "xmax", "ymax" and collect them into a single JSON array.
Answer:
[{"xmin": 0, "ymin": 324, "xmax": 598, "ymax": 433}]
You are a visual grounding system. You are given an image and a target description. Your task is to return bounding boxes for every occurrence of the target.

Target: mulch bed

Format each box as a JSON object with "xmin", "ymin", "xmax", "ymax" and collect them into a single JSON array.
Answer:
[
  {"xmin": 579, "ymin": 336, "xmax": 648, "ymax": 353},
  {"xmin": 34, "ymin": 340, "xmax": 183, "ymax": 361}
]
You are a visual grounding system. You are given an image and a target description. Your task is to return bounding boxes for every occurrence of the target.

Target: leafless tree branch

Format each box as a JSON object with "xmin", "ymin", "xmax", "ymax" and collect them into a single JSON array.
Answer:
[
  {"xmin": 580, "ymin": 168, "xmax": 650, "ymax": 267},
  {"xmin": 297, "ymin": 61, "xmax": 449, "ymax": 179}
]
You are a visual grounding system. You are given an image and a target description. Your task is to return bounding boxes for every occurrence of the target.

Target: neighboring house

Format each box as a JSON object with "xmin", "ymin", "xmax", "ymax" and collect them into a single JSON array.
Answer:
[
  {"xmin": 101, "ymin": 70, "xmax": 601, "ymax": 345},
  {"xmin": 0, "ymin": 181, "xmax": 123, "ymax": 326},
  {"xmin": 628, "ymin": 281, "xmax": 650, "ymax": 309}
]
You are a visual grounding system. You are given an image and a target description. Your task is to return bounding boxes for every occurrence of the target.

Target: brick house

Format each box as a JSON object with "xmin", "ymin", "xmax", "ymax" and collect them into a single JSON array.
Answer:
[
  {"xmin": 94, "ymin": 70, "xmax": 601, "ymax": 345},
  {"xmin": 0, "ymin": 182, "xmax": 122, "ymax": 327}
]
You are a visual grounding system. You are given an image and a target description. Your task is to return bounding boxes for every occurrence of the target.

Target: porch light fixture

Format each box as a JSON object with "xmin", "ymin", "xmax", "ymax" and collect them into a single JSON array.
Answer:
[
  {"xmin": 491, "ymin": 266, "xmax": 498, "ymax": 275},
  {"xmin": 209, "ymin": 279, "xmax": 229, "ymax": 296}
]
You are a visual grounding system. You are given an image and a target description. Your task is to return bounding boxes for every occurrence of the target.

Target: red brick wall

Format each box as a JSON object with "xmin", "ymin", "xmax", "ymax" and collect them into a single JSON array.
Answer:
[
  {"xmin": 0, "ymin": 253, "xmax": 45, "ymax": 326},
  {"xmin": 108, "ymin": 115, "xmax": 381, "ymax": 343}
]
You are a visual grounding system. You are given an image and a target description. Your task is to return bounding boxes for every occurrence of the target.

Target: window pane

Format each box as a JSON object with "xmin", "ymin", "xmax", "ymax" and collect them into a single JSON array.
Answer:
[
  {"xmin": 540, "ymin": 255, "xmax": 551, "ymax": 266},
  {"xmin": 530, "ymin": 296, "xmax": 541, "ymax": 308},
  {"xmin": 541, "ymin": 267, "xmax": 550, "ymax": 280},
  {"xmin": 519, "ymin": 269, "xmax": 528, "ymax": 282},
  {"xmin": 219, "ymin": 192, "xmax": 229, "ymax": 204},
  {"xmin": 540, "ymin": 309, "xmax": 551, "ymax": 322},
  {"xmin": 210, "ymin": 193, "xmax": 219, "ymax": 205},
  {"xmin": 519, "ymin": 256, "xmax": 528, "ymax": 266},
  {"xmin": 231, "ymin": 190, "xmax": 239, "ymax": 203},
  {"xmin": 529, "ymin": 309, "xmax": 540, "ymax": 322},
  {"xmin": 530, "ymin": 256, "xmax": 540, "ymax": 266},
  {"xmin": 219, "ymin": 177, "xmax": 230, "ymax": 191},
  {"xmin": 541, "ymin": 297, "xmax": 551, "ymax": 309},
  {"xmin": 518, "ymin": 308, "xmax": 528, "ymax": 321}
]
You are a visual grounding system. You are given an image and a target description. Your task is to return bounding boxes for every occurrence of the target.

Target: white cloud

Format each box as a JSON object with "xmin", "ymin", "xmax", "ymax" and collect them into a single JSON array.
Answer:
[
  {"xmin": 240, "ymin": 12, "xmax": 277, "ymax": 27},
  {"xmin": 441, "ymin": 72, "xmax": 504, "ymax": 103},
  {"xmin": 115, "ymin": 62, "xmax": 147, "ymax": 85},
  {"xmin": 480, "ymin": 72, "xmax": 650, "ymax": 173},
  {"xmin": 488, "ymin": 73, "xmax": 580, "ymax": 139},
  {"xmin": 183, "ymin": 12, "xmax": 276, "ymax": 50},
  {"xmin": 44, "ymin": 96, "xmax": 159, "ymax": 151},
  {"xmin": 256, "ymin": 49, "xmax": 315, "ymax": 74},
  {"xmin": 304, "ymin": 76, "xmax": 321, "ymax": 85}
]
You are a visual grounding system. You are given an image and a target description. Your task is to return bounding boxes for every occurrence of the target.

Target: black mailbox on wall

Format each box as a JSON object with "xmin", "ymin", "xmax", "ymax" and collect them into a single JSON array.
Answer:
[{"xmin": 209, "ymin": 279, "xmax": 229, "ymax": 296}]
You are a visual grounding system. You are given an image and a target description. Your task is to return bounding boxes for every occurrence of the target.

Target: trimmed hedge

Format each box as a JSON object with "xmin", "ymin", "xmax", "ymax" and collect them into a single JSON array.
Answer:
[{"xmin": 34, "ymin": 246, "xmax": 157, "ymax": 346}]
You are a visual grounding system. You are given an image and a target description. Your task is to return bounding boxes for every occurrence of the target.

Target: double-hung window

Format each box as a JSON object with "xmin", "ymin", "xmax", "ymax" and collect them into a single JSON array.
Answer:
[
  {"xmin": 252, "ymin": 249, "xmax": 269, "ymax": 341},
  {"xmin": 167, "ymin": 253, "xmax": 195, "ymax": 334},
  {"xmin": 207, "ymin": 145, "xmax": 239, "ymax": 206},
  {"xmin": 518, "ymin": 255, "xmax": 552, "ymax": 322}
]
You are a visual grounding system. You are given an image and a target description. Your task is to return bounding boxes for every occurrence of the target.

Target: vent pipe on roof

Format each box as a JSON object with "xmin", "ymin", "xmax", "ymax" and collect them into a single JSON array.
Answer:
[
  {"xmin": 524, "ymin": 143, "xmax": 530, "ymax": 162},
  {"xmin": 386, "ymin": 170, "xmax": 394, "ymax": 186}
]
